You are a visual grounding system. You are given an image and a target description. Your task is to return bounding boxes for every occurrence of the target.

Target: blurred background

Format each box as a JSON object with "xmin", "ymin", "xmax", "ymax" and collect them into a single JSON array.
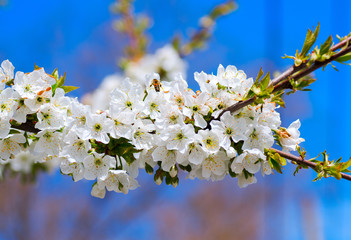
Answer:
[{"xmin": 0, "ymin": 0, "xmax": 351, "ymax": 239}]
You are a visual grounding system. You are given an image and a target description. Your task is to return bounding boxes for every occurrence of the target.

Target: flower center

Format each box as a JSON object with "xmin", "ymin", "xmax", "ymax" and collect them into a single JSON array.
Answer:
[
  {"xmin": 126, "ymin": 101, "xmax": 132, "ymax": 109},
  {"xmin": 225, "ymin": 128, "xmax": 232, "ymax": 135},
  {"xmin": 95, "ymin": 158, "xmax": 102, "ymax": 166},
  {"xmin": 94, "ymin": 123, "xmax": 102, "ymax": 132}
]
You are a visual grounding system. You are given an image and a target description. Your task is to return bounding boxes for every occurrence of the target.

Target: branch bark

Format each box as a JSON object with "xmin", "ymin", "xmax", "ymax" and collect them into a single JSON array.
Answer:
[{"xmin": 271, "ymin": 148, "xmax": 351, "ymax": 181}]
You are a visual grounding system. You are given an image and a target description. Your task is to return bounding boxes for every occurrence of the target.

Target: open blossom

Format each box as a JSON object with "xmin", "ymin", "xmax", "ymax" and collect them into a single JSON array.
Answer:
[
  {"xmin": 109, "ymin": 110, "xmax": 134, "ymax": 140},
  {"xmin": 0, "ymin": 134, "xmax": 26, "ymax": 162},
  {"xmin": 131, "ymin": 119, "xmax": 155, "ymax": 150},
  {"xmin": 10, "ymin": 150, "xmax": 36, "ymax": 173},
  {"xmin": 60, "ymin": 157, "xmax": 85, "ymax": 182},
  {"xmin": 238, "ymin": 173, "xmax": 257, "ymax": 188},
  {"xmin": 183, "ymin": 91, "xmax": 210, "ymax": 128},
  {"xmin": 194, "ymin": 71, "xmax": 219, "ymax": 94},
  {"xmin": 231, "ymin": 149, "xmax": 265, "ymax": 175},
  {"xmin": 91, "ymin": 170, "xmax": 139, "ymax": 198},
  {"xmin": 0, "ymin": 119, "xmax": 11, "ymax": 139},
  {"xmin": 211, "ymin": 111, "xmax": 248, "ymax": 150},
  {"xmin": 198, "ymin": 129, "xmax": 220, "ymax": 154},
  {"xmin": 166, "ymin": 74, "xmax": 188, "ymax": 107},
  {"xmin": 277, "ymin": 119, "xmax": 305, "ymax": 152},
  {"xmin": 83, "ymin": 152, "xmax": 116, "ymax": 180},
  {"xmin": 217, "ymin": 64, "xmax": 254, "ymax": 99},
  {"xmin": 0, "ymin": 60, "xmax": 14, "ymax": 90},
  {"xmin": 183, "ymin": 140, "xmax": 208, "ymax": 165},
  {"xmin": 110, "ymin": 80, "xmax": 144, "ymax": 114},
  {"xmin": 62, "ymin": 131, "xmax": 91, "ymax": 161},
  {"xmin": 34, "ymin": 130, "xmax": 62, "ymax": 156},
  {"xmin": 242, "ymin": 125, "xmax": 274, "ymax": 152},
  {"xmin": 152, "ymin": 146, "xmax": 177, "ymax": 172},
  {"xmin": 0, "ymin": 88, "xmax": 19, "ymax": 119},
  {"xmin": 143, "ymin": 89, "xmax": 164, "ymax": 119},
  {"xmin": 160, "ymin": 124, "xmax": 195, "ymax": 154},
  {"xmin": 202, "ymin": 151, "xmax": 229, "ymax": 180},
  {"xmin": 36, "ymin": 104, "xmax": 66, "ymax": 130},
  {"xmin": 86, "ymin": 112, "xmax": 113, "ymax": 144},
  {"xmin": 12, "ymin": 98, "xmax": 34, "ymax": 123},
  {"xmin": 67, "ymin": 100, "xmax": 92, "ymax": 139},
  {"xmin": 155, "ymin": 104, "xmax": 184, "ymax": 129}
]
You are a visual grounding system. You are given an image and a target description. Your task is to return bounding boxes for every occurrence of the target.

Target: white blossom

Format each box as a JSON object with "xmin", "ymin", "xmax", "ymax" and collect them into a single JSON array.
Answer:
[
  {"xmin": 278, "ymin": 119, "xmax": 305, "ymax": 152},
  {"xmin": 83, "ymin": 152, "xmax": 116, "ymax": 180},
  {"xmin": 0, "ymin": 60, "xmax": 14, "ymax": 90},
  {"xmin": 60, "ymin": 157, "xmax": 85, "ymax": 182}
]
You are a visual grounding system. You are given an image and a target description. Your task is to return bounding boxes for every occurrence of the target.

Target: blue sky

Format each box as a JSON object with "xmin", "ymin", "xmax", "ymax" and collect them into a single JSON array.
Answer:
[{"xmin": 1, "ymin": 0, "xmax": 351, "ymax": 239}]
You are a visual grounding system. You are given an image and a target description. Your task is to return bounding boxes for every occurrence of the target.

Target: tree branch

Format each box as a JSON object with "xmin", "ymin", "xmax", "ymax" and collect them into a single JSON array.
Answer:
[
  {"xmin": 274, "ymin": 44, "xmax": 351, "ymax": 92},
  {"xmin": 215, "ymin": 36, "xmax": 351, "ymax": 120},
  {"xmin": 271, "ymin": 148, "xmax": 351, "ymax": 181}
]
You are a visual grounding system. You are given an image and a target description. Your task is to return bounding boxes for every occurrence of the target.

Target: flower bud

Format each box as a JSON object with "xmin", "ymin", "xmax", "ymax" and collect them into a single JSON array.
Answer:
[
  {"xmin": 169, "ymin": 165, "xmax": 178, "ymax": 178},
  {"xmin": 171, "ymin": 177, "xmax": 179, "ymax": 188},
  {"xmin": 145, "ymin": 162, "xmax": 154, "ymax": 175},
  {"xmin": 154, "ymin": 170, "xmax": 163, "ymax": 185}
]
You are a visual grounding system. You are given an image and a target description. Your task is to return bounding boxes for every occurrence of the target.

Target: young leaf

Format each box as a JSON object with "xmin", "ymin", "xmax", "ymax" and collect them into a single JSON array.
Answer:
[
  {"xmin": 57, "ymin": 72, "xmax": 67, "ymax": 87},
  {"xmin": 335, "ymin": 52, "xmax": 351, "ymax": 63},
  {"xmin": 269, "ymin": 158, "xmax": 283, "ymax": 174},
  {"xmin": 300, "ymin": 23, "xmax": 320, "ymax": 57},
  {"xmin": 255, "ymin": 67, "xmax": 264, "ymax": 84},
  {"xmin": 61, "ymin": 86, "xmax": 79, "ymax": 94},
  {"xmin": 320, "ymin": 35, "xmax": 333, "ymax": 55},
  {"xmin": 51, "ymin": 68, "xmax": 59, "ymax": 81}
]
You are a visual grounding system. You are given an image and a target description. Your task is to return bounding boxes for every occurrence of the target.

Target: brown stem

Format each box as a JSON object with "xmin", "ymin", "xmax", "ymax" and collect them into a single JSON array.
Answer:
[
  {"xmin": 330, "ymin": 35, "xmax": 351, "ymax": 52},
  {"xmin": 271, "ymin": 148, "xmax": 351, "ymax": 181}
]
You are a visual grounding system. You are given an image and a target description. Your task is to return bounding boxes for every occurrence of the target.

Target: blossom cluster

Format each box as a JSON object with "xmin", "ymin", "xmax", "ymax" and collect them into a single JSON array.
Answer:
[{"xmin": 0, "ymin": 59, "xmax": 304, "ymax": 198}]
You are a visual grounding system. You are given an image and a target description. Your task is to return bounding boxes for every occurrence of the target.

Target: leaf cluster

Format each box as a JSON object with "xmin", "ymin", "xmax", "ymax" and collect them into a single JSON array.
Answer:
[
  {"xmin": 310, "ymin": 151, "xmax": 351, "ymax": 181},
  {"xmin": 264, "ymin": 149, "xmax": 287, "ymax": 174}
]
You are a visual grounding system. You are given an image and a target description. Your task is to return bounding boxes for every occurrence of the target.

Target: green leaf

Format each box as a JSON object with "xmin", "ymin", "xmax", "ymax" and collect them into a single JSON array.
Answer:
[
  {"xmin": 61, "ymin": 86, "xmax": 79, "ymax": 94},
  {"xmin": 335, "ymin": 52, "xmax": 351, "ymax": 63},
  {"xmin": 293, "ymin": 166, "xmax": 301, "ymax": 176},
  {"xmin": 260, "ymin": 72, "xmax": 271, "ymax": 90},
  {"xmin": 269, "ymin": 158, "xmax": 283, "ymax": 174},
  {"xmin": 123, "ymin": 154, "xmax": 136, "ymax": 165},
  {"xmin": 57, "ymin": 72, "xmax": 66, "ymax": 87},
  {"xmin": 340, "ymin": 157, "xmax": 351, "ymax": 171},
  {"xmin": 51, "ymin": 68, "xmax": 59, "ymax": 81},
  {"xmin": 320, "ymin": 35, "xmax": 333, "ymax": 55},
  {"xmin": 300, "ymin": 23, "xmax": 320, "ymax": 57},
  {"xmin": 255, "ymin": 67, "xmax": 264, "ymax": 84},
  {"xmin": 9, "ymin": 129, "xmax": 21, "ymax": 135}
]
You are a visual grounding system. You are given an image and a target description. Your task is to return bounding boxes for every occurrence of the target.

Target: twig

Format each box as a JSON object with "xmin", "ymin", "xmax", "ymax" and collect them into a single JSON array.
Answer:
[
  {"xmin": 274, "ymin": 44, "xmax": 351, "ymax": 92},
  {"xmin": 271, "ymin": 148, "xmax": 351, "ymax": 181}
]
